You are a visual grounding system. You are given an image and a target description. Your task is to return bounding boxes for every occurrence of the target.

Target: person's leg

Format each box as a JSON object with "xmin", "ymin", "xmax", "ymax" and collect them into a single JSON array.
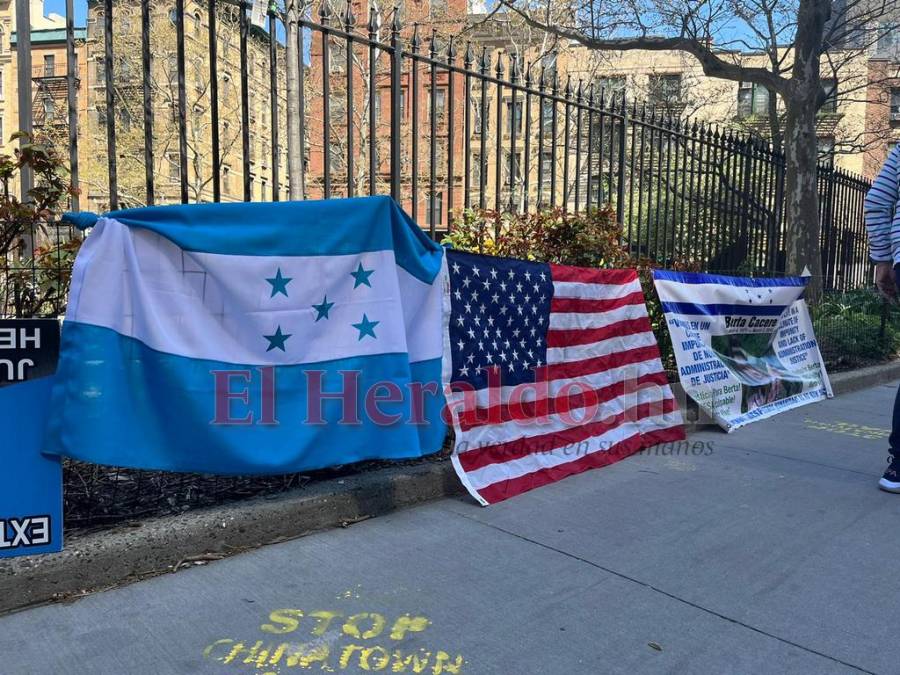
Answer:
[
  {"xmin": 880, "ymin": 271, "xmax": 900, "ymax": 492},
  {"xmin": 888, "ymin": 383, "xmax": 900, "ymax": 458}
]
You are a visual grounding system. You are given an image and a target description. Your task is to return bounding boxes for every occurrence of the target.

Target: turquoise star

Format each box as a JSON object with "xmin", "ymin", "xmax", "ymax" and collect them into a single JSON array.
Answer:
[
  {"xmin": 266, "ymin": 268, "xmax": 292, "ymax": 297},
  {"xmin": 350, "ymin": 262, "xmax": 374, "ymax": 288},
  {"xmin": 352, "ymin": 314, "xmax": 379, "ymax": 340},
  {"xmin": 264, "ymin": 326, "xmax": 292, "ymax": 352},
  {"xmin": 312, "ymin": 295, "xmax": 334, "ymax": 322}
]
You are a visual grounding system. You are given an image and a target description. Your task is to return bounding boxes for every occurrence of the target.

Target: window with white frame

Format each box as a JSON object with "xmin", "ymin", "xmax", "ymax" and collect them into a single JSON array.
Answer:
[
  {"xmin": 737, "ymin": 82, "xmax": 770, "ymax": 118},
  {"xmin": 426, "ymin": 192, "xmax": 443, "ymax": 228}
]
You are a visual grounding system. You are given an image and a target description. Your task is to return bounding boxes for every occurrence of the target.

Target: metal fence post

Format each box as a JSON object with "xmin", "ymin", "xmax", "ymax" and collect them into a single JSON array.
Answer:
[
  {"xmin": 389, "ymin": 8, "xmax": 402, "ymax": 201},
  {"xmin": 616, "ymin": 92, "xmax": 627, "ymax": 224},
  {"xmin": 15, "ymin": 0, "xmax": 33, "ymax": 212},
  {"xmin": 65, "ymin": 0, "xmax": 80, "ymax": 212}
]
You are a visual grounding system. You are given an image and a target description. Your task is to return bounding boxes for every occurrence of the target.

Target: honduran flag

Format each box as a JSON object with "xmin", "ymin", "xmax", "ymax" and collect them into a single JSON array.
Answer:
[{"xmin": 46, "ymin": 197, "xmax": 447, "ymax": 474}]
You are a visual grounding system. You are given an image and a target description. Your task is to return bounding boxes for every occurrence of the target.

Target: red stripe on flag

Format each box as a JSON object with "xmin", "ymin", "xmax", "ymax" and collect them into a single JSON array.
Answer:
[
  {"xmin": 550, "ymin": 265, "xmax": 638, "ymax": 285},
  {"xmin": 457, "ymin": 370, "xmax": 669, "ymax": 431},
  {"xmin": 542, "ymin": 344, "xmax": 661, "ymax": 381},
  {"xmin": 641, "ymin": 424, "xmax": 687, "ymax": 446},
  {"xmin": 475, "ymin": 433, "xmax": 644, "ymax": 504},
  {"xmin": 545, "ymin": 316, "xmax": 653, "ymax": 348},
  {"xmin": 550, "ymin": 290, "xmax": 646, "ymax": 314},
  {"xmin": 473, "ymin": 422, "xmax": 686, "ymax": 504},
  {"xmin": 457, "ymin": 396, "xmax": 680, "ymax": 472}
]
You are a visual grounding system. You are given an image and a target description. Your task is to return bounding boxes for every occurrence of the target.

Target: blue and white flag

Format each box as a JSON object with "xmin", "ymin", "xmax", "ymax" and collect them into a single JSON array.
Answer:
[
  {"xmin": 652, "ymin": 270, "xmax": 832, "ymax": 431},
  {"xmin": 47, "ymin": 196, "xmax": 447, "ymax": 474}
]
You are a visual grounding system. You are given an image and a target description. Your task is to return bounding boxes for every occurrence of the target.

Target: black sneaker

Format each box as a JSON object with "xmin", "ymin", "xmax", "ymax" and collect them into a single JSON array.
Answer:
[{"xmin": 879, "ymin": 454, "xmax": 900, "ymax": 494}]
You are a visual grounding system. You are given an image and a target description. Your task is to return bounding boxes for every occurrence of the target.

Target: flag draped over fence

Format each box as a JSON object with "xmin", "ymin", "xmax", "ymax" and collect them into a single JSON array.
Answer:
[
  {"xmin": 442, "ymin": 251, "xmax": 685, "ymax": 505},
  {"xmin": 47, "ymin": 197, "xmax": 447, "ymax": 474}
]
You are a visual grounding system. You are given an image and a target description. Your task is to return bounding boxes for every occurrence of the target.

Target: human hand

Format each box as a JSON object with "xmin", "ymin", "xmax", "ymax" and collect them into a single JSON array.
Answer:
[{"xmin": 875, "ymin": 261, "xmax": 897, "ymax": 301}]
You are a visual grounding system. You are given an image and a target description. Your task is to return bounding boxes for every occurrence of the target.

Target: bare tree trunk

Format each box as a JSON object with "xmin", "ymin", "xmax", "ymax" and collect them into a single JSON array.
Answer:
[
  {"xmin": 782, "ymin": 0, "xmax": 830, "ymax": 301},
  {"xmin": 783, "ymin": 100, "xmax": 821, "ymax": 298},
  {"xmin": 285, "ymin": 0, "xmax": 303, "ymax": 200}
]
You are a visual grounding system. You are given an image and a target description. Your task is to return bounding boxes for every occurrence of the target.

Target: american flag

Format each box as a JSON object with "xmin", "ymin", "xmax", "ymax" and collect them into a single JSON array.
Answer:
[{"xmin": 442, "ymin": 250, "xmax": 685, "ymax": 505}]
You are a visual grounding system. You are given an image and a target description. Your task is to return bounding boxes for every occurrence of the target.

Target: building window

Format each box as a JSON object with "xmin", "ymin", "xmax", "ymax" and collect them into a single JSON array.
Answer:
[
  {"xmin": 541, "ymin": 99, "xmax": 554, "ymax": 133},
  {"xmin": 596, "ymin": 76, "xmax": 626, "ymax": 103},
  {"xmin": 0, "ymin": 114, "xmax": 4, "ymax": 141},
  {"xmin": 192, "ymin": 12, "xmax": 202, "ymax": 37},
  {"xmin": 222, "ymin": 165, "xmax": 231, "ymax": 193},
  {"xmin": 506, "ymin": 99, "xmax": 523, "ymax": 135},
  {"xmin": 94, "ymin": 58, "xmax": 105, "ymax": 84},
  {"xmin": 473, "ymin": 98, "xmax": 489, "ymax": 131},
  {"xmin": 43, "ymin": 54, "xmax": 56, "ymax": 77},
  {"xmin": 43, "ymin": 97, "xmax": 56, "ymax": 123},
  {"xmin": 737, "ymin": 82, "xmax": 770, "ymax": 119},
  {"xmin": 0, "ymin": 68, "xmax": 4, "ymax": 99},
  {"xmin": 434, "ymin": 88, "xmax": 446, "ymax": 121},
  {"xmin": 426, "ymin": 192, "xmax": 443, "ymax": 228},
  {"xmin": 820, "ymin": 79, "xmax": 838, "ymax": 114},
  {"xmin": 471, "ymin": 153, "xmax": 481, "ymax": 188},
  {"xmin": 541, "ymin": 52, "xmax": 557, "ymax": 74},
  {"xmin": 648, "ymin": 74, "xmax": 682, "ymax": 109},
  {"xmin": 329, "ymin": 95, "xmax": 347, "ymax": 119},
  {"xmin": 890, "ymin": 89, "xmax": 900, "ymax": 125},
  {"xmin": 119, "ymin": 105, "xmax": 132, "ymax": 130},
  {"xmin": 167, "ymin": 153, "xmax": 181, "ymax": 183},
  {"xmin": 329, "ymin": 41, "xmax": 346, "ymax": 73},
  {"xmin": 430, "ymin": 0, "xmax": 448, "ymax": 16},
  {"xmin": 877, "ymin": 22, "xmax": 900, "ymax": 55},
  {"xmin": 540, "ymin": 151, "xmax": 552, "ymax": 189},
  {"xmin": 505, "ymin": 151, "xmax": 521, "ymax": 187},
  {"xmin": 818, "ymin": 136, "xmax": 835, "ymax": 166}
]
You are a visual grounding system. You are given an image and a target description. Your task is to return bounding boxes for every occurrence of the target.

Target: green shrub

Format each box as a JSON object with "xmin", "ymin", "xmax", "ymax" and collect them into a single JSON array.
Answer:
[
  {"xmin": 1, "ymin": 132, "xmax": 80, "ymax": 317},
  {"xmin": 811, "ymin": 289, "xmax": 900, "ymax": 369}
]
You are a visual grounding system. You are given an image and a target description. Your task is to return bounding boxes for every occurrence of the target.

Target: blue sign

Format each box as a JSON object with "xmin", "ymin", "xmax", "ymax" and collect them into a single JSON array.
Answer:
[{"xmin": 0, "ymin": 376, "xmax": 63, "ymax": 558}]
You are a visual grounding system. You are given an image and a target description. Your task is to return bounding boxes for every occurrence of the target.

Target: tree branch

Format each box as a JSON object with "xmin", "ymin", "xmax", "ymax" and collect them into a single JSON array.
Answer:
[{"xmin": 499, "ymin": 0, "xmax": 790, "ymax": 95}]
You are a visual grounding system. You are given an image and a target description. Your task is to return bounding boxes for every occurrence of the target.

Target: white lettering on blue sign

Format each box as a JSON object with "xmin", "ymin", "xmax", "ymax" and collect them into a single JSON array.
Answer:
[
  {"xmin": 0, "ymin": 328, "xmax": 41, "ymax": 350},
  {"xmin": 0, "ymin": 516, "xmax": 52, "ymax": 549}
]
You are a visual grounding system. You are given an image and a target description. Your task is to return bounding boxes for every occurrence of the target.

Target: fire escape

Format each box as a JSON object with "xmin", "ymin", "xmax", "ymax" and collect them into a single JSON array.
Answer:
[{"xmin": 31, "ymin": 55, "xmax": 78, "ymax": 147}]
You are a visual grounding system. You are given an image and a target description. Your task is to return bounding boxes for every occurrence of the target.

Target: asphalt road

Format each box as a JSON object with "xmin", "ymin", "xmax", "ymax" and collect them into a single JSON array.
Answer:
[{"xmin": 2, "ymin": 381, "xmax": 899, "ymax": 675}]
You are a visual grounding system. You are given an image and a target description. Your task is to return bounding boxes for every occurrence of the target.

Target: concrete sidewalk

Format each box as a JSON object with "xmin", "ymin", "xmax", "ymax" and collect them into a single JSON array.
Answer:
[{"xmin": 2, "ymin": 383, "xmax": 900, "ymax": 675}]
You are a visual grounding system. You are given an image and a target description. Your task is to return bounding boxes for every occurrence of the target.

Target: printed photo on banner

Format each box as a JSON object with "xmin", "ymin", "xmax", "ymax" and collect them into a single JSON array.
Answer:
[{"xmin": 652, "ymin": 270, "xmax": 832, "ymax": 431}]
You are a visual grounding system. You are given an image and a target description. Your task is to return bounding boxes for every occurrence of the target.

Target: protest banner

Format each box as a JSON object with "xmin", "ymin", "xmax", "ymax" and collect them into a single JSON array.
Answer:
[{"xmin": 652, "ymin": 270, "xmax": 832, "ymax": 431}]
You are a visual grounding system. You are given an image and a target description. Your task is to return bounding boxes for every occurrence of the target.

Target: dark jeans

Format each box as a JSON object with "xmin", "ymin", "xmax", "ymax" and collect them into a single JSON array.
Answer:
[
  {"xmin": 891, "ymin": 386, "xmax": 900, "ymax": 456},
  {"xmin": 892, "ymin": 265, "xmax": 900, "ymax": 457}
]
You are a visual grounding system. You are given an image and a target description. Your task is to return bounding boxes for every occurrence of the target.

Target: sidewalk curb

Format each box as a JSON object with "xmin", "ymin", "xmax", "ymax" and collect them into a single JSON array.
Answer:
[
  {"xmin": 827, "ymin": 361, "xmax": 900, "ymax": 395},
  {"xmin": 0, "ymin": 461, "xmax": 463, "ymax": 615},
  {"xmin": 2, "ymin": 362, "xmax": 898, "ymax": 615}
]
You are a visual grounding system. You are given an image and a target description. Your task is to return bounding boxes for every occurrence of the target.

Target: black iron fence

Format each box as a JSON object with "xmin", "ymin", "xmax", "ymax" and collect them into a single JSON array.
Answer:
[{"xmin": 8, "ymin": 0, "xmax": 875, "ymax": 289}]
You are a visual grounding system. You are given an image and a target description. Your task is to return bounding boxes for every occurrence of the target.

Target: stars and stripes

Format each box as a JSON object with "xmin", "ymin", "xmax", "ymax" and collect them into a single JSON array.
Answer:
[{"xmin": 444, "ymin": 250, "xmax": 685, "ymax": 505}]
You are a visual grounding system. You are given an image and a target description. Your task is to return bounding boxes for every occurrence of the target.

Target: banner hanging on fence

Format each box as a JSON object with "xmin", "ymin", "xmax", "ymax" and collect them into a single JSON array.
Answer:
[
  {"xmin": 652, "ymin": 270, "xmax": 832, "ymax": 431},
  {"xmin": 443, "ymin": 251, "xmax": 685, "ymax": 505},
  {"xmin": 47, "ymin": 196, "xmax": 447, "ymax": 474}
]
